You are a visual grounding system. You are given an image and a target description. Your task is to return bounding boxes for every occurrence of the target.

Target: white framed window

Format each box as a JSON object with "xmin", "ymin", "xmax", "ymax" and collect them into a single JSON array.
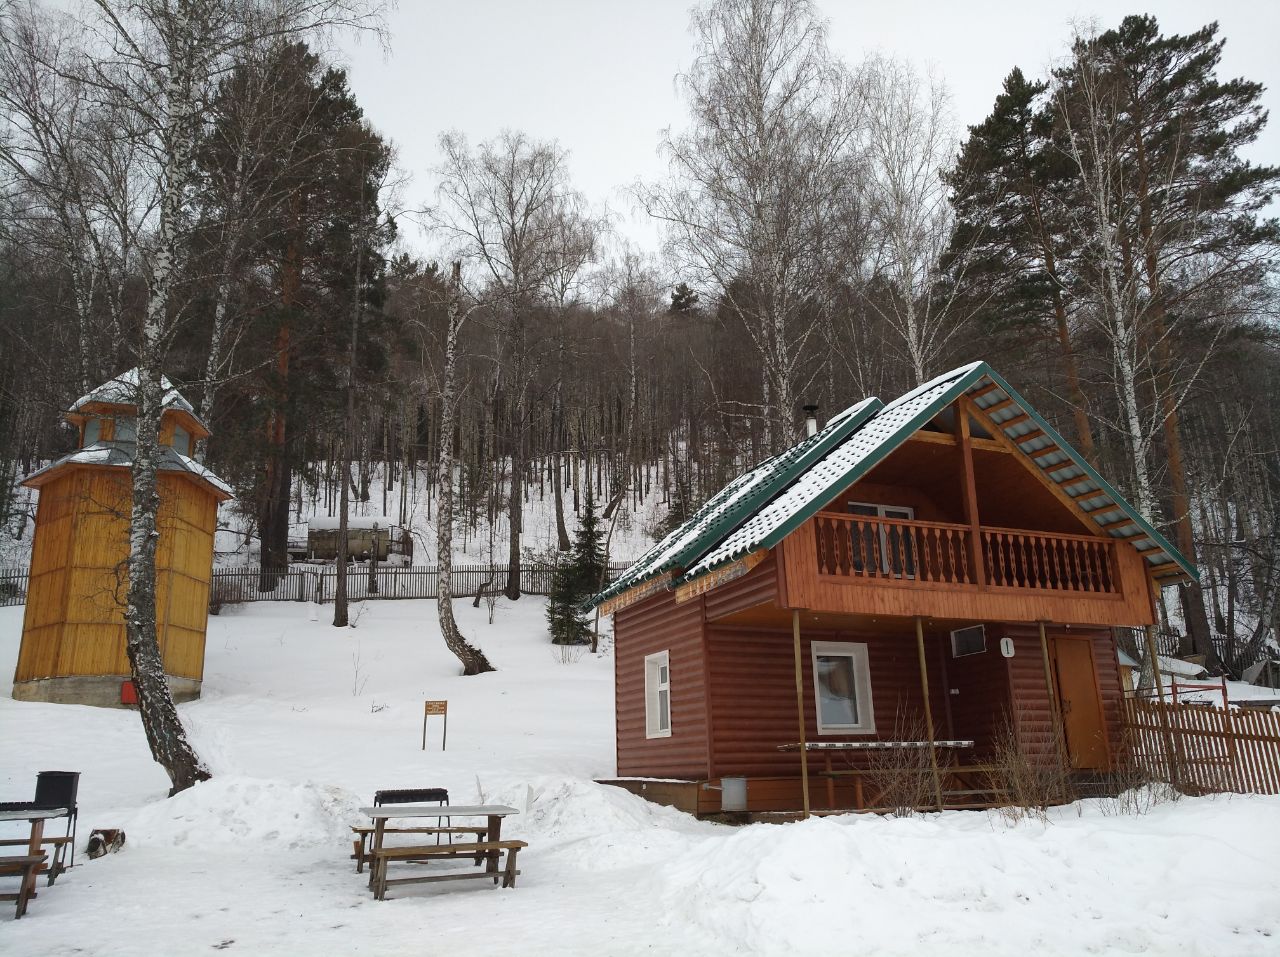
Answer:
[
  {"xmin": 811, "ymin": 641, "xmax": 875, "ymax": 734},
  {"xmin": 645, "ymin": 651, "xmax": 671, "ymax": 739},
  {"xmin": 847, "ymin": 502, "xmax": 916, "ymax": 577},
  {"xmin": 951, "ymin": 624, "xmax": 987, "ymax": 657}
]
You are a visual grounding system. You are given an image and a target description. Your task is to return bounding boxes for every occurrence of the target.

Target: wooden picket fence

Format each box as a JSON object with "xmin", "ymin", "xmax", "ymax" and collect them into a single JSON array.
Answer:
[{"xmin": 1121, "ymin": 697, "xmax": 1280, "ymax": 795}]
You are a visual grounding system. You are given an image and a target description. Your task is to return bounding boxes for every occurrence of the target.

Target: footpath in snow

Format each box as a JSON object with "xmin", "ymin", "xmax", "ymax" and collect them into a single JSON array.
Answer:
[{"xmin": 1, "ymin": 598, "xmax": 1277, "ymax": 956}]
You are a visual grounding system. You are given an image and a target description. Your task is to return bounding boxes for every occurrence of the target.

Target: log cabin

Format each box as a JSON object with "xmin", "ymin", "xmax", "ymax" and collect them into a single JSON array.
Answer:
[
  {"xmin": 13, "ymin": 370, "xmax": 233, "ymax": 707},
  {"xmin": 588, "ymin": 362, "xmax": 1194, "ymax": 817}
]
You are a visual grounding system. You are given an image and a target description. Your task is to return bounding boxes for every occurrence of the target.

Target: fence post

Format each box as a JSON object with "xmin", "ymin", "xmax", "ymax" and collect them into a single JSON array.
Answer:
[{"xmin": 1143, "ymin": 624, "xmax": 1180, "ymax": 790}]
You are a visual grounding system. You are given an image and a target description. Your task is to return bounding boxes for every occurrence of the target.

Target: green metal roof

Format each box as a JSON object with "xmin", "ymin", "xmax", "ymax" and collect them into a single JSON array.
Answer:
[{"xmin": 584, "ymin": 396, "xmax": 882, "ymax": 610}]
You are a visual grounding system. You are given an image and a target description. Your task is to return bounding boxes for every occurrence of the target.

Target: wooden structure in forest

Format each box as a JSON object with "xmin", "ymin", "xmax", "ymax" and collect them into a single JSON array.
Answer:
[
  {"xmin": 588, "ymin": 362, "xmax": 1197, "ymax": 817},
  {"xmin": 12, "ymin": 370, "xmax": 233, "ymax": 707}
]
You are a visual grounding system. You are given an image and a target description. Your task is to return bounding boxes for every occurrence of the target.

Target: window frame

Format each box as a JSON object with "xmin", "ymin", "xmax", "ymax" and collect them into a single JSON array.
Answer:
[
  {"xmin": 847, "ymin": 501, "xmax": 917, "ymax": 577},
  {"xmin": 644, "ymin": 650, "xmax": 671, "ymax": 739},
  {"xmin": 810, "ymin": 640, "xmax": 876, "ymax": 735}
]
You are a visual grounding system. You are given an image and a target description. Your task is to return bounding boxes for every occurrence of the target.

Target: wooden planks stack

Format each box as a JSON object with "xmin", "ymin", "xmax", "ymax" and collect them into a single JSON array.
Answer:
[{"xmin": 1122, "ymin": 698, "xmax": 1280, "ymax": 795}]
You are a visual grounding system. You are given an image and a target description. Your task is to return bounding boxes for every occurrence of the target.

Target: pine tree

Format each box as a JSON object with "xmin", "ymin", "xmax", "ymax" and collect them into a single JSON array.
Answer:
[
  {"xmin": 945, "ymin": 68, "xmax": 1098, "ymax": 463},
  {"xmin": 547, "ymin": 485, "xmax": 606, "ymax": 644}
]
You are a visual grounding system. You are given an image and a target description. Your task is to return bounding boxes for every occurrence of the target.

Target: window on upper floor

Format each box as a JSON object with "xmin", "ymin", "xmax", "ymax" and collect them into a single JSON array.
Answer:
[{"xmin": 848, "ymin": 501, "xmax": 916, "ymax": 577}]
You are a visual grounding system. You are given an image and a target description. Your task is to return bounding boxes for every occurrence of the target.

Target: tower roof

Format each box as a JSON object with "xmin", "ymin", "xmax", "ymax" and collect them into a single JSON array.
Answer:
[{"xmin": 69, "ymin": 368, "xmax": 209, "ymax": 437}]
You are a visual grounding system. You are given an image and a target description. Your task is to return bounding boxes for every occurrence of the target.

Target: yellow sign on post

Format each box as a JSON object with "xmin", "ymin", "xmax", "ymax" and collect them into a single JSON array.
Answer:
[{"xmin": 423, "ymin": 700, "xmax": 448, "ymax": 751}]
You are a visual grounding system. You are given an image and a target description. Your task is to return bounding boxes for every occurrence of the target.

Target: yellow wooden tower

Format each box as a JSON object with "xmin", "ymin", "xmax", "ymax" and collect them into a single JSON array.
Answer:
[{"xmin": 13, "ymin": 370, "xmax": 233, "ymax": 707}]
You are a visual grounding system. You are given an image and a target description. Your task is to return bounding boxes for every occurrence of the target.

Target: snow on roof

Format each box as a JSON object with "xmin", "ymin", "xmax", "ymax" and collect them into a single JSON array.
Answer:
[
  {"xmin": 173, "ymin": 451, "xmax": 234, "ymax": 498},
  {"xmin": 23, "ymin": 441, "xmax": 233, "ymax": 499},
  {"xmin": 306, "ymin": 515, "xmax": 393, "ymax": 531},
  {"xmin": 682, "ymin": 364, "xmax": 981, "ymax": 581},
  {"xmin": 71, "ymin": 368, "xmax": 205, "ymax": 428},
  {"xmin": 587, "ymin": 396, "xmax": 883, "ymax": 610},
  {"xmin": 1157, "ymin": 656, "xmax": 1208, "ymax": 679}
]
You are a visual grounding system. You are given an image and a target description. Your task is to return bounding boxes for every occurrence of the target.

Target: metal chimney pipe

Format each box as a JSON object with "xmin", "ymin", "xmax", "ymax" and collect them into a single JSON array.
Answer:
[{"xmin": 803, "ymin": 404, "xmax": 819, "ymax": 437}]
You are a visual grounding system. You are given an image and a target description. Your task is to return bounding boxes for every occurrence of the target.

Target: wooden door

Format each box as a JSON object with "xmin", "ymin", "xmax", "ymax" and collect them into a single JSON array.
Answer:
[{"xmin": 1052, "ymin": 637, "xmax": 1109, "ymax": 770}]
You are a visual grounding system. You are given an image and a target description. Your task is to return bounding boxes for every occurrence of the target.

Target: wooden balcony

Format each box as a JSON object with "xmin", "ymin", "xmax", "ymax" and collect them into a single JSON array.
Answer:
[
  {"xmin": 813, "ymin": 514, "xmax": 1118, "ymax": 595},
  {"xmin": 780, "ymin": 513, "xmax": 1153, "ymax": 627}
]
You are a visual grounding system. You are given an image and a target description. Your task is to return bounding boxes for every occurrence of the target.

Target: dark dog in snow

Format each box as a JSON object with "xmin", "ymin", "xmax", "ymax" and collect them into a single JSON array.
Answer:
[{"xmin": 87, "ymin": 829, "xmax": 126, "ymax": 859}]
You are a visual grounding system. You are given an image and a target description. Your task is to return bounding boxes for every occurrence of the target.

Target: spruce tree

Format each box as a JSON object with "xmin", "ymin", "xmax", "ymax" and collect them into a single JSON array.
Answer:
[{"xmin": 547, "ymin": 485, "xmax": 606, "ymax": 644}]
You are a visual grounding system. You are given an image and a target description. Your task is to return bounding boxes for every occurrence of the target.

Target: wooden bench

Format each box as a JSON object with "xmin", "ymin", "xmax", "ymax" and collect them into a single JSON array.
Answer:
[
  {"xmin": 0, "ymin": 853, "xmax": 47, "ymax": 918},
  {"xmin": 818, "ymin": 764, "xmax": 1002, "ymax": 810},
  {"xmin": 0, "ymin": 836, "xmax": 72, "ymax": 886},
  {"xmin": 371, "ymin": 840, "xmax": 527, "ymax": 900},
  {"xmin": 350, "ymin": 826, "xmax": 488, "ymax": 873}
]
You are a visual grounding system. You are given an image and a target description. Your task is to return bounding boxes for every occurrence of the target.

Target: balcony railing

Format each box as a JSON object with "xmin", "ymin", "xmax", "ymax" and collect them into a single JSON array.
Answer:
[{"xmin": 813, "ymin": 514, "xmax": 1118, "ymax": 595}]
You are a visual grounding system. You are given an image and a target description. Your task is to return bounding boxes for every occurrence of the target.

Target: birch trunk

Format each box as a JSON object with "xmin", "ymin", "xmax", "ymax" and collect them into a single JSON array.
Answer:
[
  {"xmin": 125, "ymin": 60, "xmax": 210, "ymax": 795},
  {"xmin": 437, "ymin": 263, "xmax": 494, "ymax": 675}
]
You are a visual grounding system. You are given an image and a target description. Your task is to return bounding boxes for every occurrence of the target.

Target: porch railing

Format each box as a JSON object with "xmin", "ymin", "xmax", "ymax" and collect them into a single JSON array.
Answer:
[
  {"xmin": 813, "ymin": 514, "xmax": 1118, "ymax": 595},
  {"xmin": 815, "ymin": 515, "xmax": 973, "ymax": 584},
  {"xmin": 982, "ymin": 526, "xmax": 1116, "ymax": 594}
]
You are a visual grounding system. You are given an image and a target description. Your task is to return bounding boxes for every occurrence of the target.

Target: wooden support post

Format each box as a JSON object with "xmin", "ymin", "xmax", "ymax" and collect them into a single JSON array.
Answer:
[
  {"xmin": 1038, "ymin": 622, "xmax": 1070, "ymax": 783},
  {"xmin": 792, "ymin": 610, "xmax": 811, "ymax": 820},
  {"xmin": 955, "ymin": 397, "xmax": 986, "ymax": 588},
  {"xmin": 1143, "ymin": 623, "xmax": 1180, "ymax": 789},
  {"xmin": 915, "ymin": 616, "xmax": 945, "ymax": 811}
]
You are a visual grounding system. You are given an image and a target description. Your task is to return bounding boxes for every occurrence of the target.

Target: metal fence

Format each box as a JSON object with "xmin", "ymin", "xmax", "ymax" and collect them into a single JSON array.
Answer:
[
  {"xmin": 1, "ymin": 561, "xmax": 633, "ymax": 611},
  {"xmin": 1115, "ymin": 626, "xmax": 1274, "ymax": 678},
  {"xmin": 0, "ymin": 567, "xmax": 26, "ymax": 608},
  {"xmin": 210, "ymin": 561, "xmax": 633, "ymax": 608}
]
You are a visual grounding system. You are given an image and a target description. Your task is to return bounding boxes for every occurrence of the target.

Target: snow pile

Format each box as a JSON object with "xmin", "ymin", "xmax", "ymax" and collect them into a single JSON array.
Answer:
[
  {"xmin": 121, "ymin": 776, "xmax": 362, "ymax": 852},
  {"xmin": 661, "ymin": 802, "xmax": 1280, "ymax": 956},
  {"xmin": 1, "ymin": 598, "xmax": 1278, "ymax": 955}
]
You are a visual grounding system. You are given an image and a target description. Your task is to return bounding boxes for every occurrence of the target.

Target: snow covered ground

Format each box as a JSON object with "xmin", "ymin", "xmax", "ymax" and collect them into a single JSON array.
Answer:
[{"xmin": 2, "ymin": 598, "xmax": 1278, "ymax": 956}]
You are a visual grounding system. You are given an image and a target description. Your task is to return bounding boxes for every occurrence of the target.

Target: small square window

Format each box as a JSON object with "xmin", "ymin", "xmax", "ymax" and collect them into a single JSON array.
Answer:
[
  {"xmin": 645, "ymin": 651, "xmax": 671, "ymax": 739},
  {"xmin": 951, "ymin": 625, "xmax": 986, "ymax": 657}
]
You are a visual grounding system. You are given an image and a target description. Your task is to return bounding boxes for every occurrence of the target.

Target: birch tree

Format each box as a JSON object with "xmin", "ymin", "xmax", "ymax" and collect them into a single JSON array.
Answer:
[
  {"xmin": 643, "ymin": 0, "xmax": 858, "ymax": 450},
  {"xmin": 0, "ymin": 3, "xmax": 145, "ymax": 392},
  {"xmin": 434, "ymin": 261, "xmax": 495, "ymax": 674},
  {"xmin": 428, "ymin": 129, "xmax": 586, "ymax": 600},
  {"xmin": 78, "ymin": 0, "xmax": 382, "ymax": 793},
  {"xmin": 860, "ymin": 57, "xmax": 972, "ymax": 385}
]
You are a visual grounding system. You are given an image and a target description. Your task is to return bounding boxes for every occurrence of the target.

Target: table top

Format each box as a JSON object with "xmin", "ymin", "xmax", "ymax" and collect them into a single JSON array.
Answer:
[
  {"xmin": 0, "ymin": 807, "xmax": 69, "ymax": 822},
  {"xmin": 777, "ymin": 740, "xmax": 974, "ymax": 751},
  {"xmin": 360, "ymin": 804, "xmax": 518, "ymax": 819}
]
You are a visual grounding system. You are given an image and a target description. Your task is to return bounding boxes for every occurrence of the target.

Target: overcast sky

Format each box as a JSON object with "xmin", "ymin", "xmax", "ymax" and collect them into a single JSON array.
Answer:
[{"xmin": 335, "ymin": 0, "xmax": 1280, "ymax": 259}]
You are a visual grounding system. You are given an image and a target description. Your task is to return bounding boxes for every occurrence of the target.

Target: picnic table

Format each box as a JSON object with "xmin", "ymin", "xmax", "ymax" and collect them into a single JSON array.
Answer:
[
  {"xmin": 359, "ymin": 804, "xmax": 524, "ymax": 900},
  {"xmin": 777, "ymin": 740, "xmax": 977, "ymax": 810},
  {"xmin": 0, "ymin": 807, "xmax": 68, "ymax": 917}
]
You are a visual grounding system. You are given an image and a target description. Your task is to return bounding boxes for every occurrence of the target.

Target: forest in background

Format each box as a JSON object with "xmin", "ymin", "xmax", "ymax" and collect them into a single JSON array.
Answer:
[{"xmin": 1, "ymin": 0, "xmax": 1277, "ymax": 673}]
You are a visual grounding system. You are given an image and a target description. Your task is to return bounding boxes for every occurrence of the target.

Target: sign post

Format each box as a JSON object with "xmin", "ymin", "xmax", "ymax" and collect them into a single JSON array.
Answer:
[{"xmin": 422, "ymin": 700, "xmax": 448, "ymax": 751}]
